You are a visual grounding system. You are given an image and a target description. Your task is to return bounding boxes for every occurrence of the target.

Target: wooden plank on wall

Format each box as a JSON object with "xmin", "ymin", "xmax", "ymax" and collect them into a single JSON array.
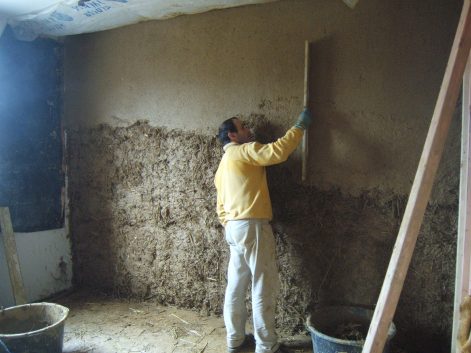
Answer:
[
  {"xmin": 361, "ymin": 1, "xmax": 471, "ymax": 352},
  {"xmin": 302, "ymin": 40, "xmax": 310, "ymax": 182},
  {"xmin": 0, "ymin": 207, "xmax": 27, "ymax": 305},
  {"xmin": 452, "ymin": 55, "xmax": 471, "ymax": 353}
]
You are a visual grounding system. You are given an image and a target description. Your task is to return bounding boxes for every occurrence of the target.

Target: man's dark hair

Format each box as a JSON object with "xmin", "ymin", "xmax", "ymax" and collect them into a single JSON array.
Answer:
[{"xmin": 217, "ymin": 117, "xmax": 238, "ymax": 146}]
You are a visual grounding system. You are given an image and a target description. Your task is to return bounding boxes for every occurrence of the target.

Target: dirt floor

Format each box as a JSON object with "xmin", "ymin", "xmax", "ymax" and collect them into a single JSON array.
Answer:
[{"xmin": 59, "ymin": 290, "xmax": 313, "ymax": 353}]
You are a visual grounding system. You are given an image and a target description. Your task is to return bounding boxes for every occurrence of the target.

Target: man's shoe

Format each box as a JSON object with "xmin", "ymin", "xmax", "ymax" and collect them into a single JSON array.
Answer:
[{"xmin": 227, "ymin": 333, "xmax": 255, "ymax": 353}]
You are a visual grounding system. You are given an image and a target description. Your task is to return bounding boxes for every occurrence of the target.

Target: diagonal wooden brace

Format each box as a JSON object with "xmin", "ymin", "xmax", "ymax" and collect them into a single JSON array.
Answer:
[{"xmin": 0, "ymin": 207, "xmax": 27, "ymax": 305}]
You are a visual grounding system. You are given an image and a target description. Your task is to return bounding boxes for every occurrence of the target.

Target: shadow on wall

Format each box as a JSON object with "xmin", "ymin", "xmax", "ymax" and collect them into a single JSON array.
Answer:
[
  {"xmin": 268, "ymin": 168, "xmax": 456, "ymax": 353},
  {"xmin": 308, "ymin": 36, "xmax": 393, "ymax": 188},
  {"xmin": 313, "ymin": 111, "xmax": 389, "ymax": 176}
]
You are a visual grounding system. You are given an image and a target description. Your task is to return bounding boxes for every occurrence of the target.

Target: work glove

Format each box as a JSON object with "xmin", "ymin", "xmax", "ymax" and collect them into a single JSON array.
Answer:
[{"xmin": 294, "ymin": 109, "xmax": 312, "ymax": 130}]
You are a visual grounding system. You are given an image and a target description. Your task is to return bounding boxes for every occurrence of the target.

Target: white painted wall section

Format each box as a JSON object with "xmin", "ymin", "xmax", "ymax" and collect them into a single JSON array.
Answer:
[{"xmin": 0, "ymin": 228, "xmax": 72, "ymax": 308}]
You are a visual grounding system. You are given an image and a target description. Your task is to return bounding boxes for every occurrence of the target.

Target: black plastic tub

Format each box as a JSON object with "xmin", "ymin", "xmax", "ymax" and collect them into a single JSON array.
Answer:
[
  {"xmin": 0, "ymin": 303, "xmax": 69, "ymax": 353},
  {"xmin": 307, "ymin": 306, "xmax": 396, "ymax": 353}
]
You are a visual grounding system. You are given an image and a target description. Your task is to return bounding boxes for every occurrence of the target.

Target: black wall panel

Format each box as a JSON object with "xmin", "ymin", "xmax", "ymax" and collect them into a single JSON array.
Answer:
[{"xmin": 0, "ymin": 27, "xmax": 63, "ymax": 232}]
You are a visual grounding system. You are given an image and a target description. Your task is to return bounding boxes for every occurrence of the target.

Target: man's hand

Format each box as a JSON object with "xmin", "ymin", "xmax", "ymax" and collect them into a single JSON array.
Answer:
[{"xmin": 294, "ymin": 109, "xmax": 312, "ymax": 130}]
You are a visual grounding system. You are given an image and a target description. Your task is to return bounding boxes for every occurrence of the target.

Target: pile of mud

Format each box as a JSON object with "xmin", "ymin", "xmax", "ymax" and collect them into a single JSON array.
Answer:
[{"xmin": 68, "ymin": 121, "xmax": 457, "ymax": 352}]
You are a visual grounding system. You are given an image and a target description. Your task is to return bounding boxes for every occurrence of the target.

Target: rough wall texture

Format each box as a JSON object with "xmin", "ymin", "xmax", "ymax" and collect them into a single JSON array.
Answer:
[
  {"xmin": 65, "ymin": 0, "xmax": 462, "ymax": 352},
  {"xmin": 69, "ymin": 118, "xmax": 458, "ymax": 352},
  {"xmin": 69, "ymin": 123, "xmax": 225, "ymax": 311}
]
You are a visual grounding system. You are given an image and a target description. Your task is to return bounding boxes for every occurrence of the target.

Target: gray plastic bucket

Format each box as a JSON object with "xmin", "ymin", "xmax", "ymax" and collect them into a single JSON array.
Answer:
[
  {"xmin": 0, "ymin": 302, "xmax": 69, "ymax": 353},
  {"xmin": 307, "ymin": 306, "xmax": 396, "ymax": 353}
]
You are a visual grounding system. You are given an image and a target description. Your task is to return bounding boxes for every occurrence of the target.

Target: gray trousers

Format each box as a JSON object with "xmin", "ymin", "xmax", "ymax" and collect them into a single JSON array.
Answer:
[{"xmin": 224, "ymin": 219, "xmax": 280, "ymax": 353}]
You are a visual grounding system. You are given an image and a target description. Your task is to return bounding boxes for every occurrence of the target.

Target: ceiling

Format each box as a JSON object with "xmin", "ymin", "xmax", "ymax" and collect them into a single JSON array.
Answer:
[
  {"xmin": 0, "ymin": 0, "xmax": 277, "ymax": 41},
  {"xmin": 0, "ymin": 0, "xmax": 357, "ymax": 41}
]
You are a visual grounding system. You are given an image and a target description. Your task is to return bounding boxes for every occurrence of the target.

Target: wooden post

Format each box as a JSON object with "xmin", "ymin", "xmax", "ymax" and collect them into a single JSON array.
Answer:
[
  {"xmin": 302, "ymin": 40, "xmax": 310, "ymax": 182},
  {"xmin": 0, "ymin": 207, "xmax": 27, "ymax": 305},
  {"xmin": 452, "ymin": 56, "xmax": 471, "ymax": 353},
  {"xmin": 362, "ymin": 1, "xmax": 471, "ymax": 352}
]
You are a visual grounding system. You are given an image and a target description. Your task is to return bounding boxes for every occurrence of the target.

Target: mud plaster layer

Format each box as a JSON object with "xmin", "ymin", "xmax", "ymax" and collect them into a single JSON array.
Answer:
[{"xmin": 68, "ymin": 122, "xmax": 457, "ymax": 353}]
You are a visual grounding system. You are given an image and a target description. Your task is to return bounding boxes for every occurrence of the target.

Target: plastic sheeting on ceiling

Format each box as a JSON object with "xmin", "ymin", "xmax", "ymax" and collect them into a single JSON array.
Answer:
[{"xmin": 0, "ymin": 0, "xmax": 277, "ymax": 41}]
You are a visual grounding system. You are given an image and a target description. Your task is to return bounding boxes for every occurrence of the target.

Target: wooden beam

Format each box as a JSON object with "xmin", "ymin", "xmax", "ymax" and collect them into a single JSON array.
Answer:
[
  {"xmin": 0, "ymin": 207, "xmax": 27, "ymax": 305},
  {"xmin": 302, "ymin": 40, "xmax": 310, "ymax": 182},
  {"xmin": 362, "ymin": 1, "xmax": 471, "ymax": 352},
  {"xmin": 452, "ymin": 55, "xmax": 471, "ymax": 353}
]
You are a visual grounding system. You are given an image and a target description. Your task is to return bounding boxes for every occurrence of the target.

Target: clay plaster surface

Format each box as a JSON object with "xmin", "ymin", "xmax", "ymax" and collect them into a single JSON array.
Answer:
[{"xmin": 65, "ymin": 0, "xmax": 461, "ymax": 195}]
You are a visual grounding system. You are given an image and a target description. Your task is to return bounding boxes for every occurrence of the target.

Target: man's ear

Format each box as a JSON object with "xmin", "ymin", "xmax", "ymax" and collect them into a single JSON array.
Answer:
[{"xmin": 228, "ymin": 131, "xmax": 237, "ymax": 142}]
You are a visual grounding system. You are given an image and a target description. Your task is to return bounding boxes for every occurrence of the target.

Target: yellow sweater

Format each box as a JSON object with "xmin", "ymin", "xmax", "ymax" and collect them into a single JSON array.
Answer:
[{"xmin": 214, "ymin": 127, "xmax": 304, "ymax": 226}]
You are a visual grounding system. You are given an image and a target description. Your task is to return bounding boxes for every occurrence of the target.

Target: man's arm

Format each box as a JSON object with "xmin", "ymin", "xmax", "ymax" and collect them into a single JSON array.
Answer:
[
  {"xmin": 228, "ymin": 110, "xmax": 312, "ymax": 167},
  {"xmin": 233, "ymin": 127, "xmax": 303, "ymax": 166},
  {"xmin": 216, "ymin": 193, "xmax": 227, "ymax": 227}
]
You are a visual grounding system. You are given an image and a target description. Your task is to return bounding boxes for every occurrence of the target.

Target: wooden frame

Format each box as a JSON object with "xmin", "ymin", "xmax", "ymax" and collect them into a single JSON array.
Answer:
[
  {"xmin": 302, "ymin": 40, "xmax": 310, "ymax": 182},
  {"xmin": 452, "ymin": 56, "xmax": 471, "ymax": 353},
  {"xmin": 0, "ymin": 207, "xmax": 27, "ymax": 305}
]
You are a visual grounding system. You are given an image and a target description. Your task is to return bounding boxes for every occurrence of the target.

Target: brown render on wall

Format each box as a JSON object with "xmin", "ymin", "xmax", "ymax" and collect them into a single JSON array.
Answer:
[{"xmin": 65, "ymin": 0, "xmax": 462, "ymax": 352}]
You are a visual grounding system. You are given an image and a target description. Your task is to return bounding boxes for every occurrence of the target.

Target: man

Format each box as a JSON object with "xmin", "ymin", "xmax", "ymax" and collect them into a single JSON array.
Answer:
[{"xmin": 214, "ymin": 110, "xmax": 312, "ymax": 353}]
